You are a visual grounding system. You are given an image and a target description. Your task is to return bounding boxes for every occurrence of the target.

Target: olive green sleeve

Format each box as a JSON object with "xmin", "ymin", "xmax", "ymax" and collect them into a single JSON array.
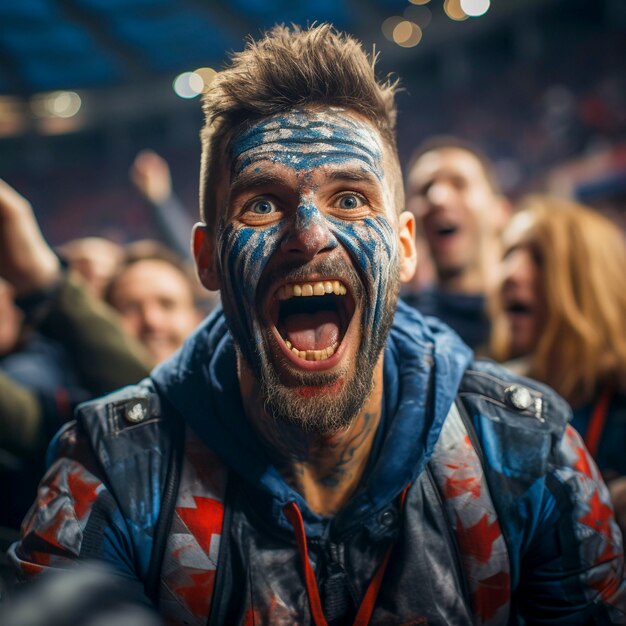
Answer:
[
  {"xmin": 37, "ymin": 276, "xmax": 151, "ymax": 394},
  {"xmin": 0, "ymin": 373, "xmax": 44, "ymax": 455}
]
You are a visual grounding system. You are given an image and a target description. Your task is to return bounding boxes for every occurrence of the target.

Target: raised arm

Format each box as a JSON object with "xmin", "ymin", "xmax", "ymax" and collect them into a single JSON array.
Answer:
[
  {"xmin": 129, "ymin": 150, "xmax": 194, "ymax": 261},
  {"xmin": 0, "ymin": 179, "xmax": 151, "ymax": 393}
]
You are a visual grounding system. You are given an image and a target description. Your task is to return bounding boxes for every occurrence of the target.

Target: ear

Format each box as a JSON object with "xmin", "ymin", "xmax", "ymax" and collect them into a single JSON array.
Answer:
[
  {"xmin": 192, "ymin": 222, "xmax": 220, "ymax": 291},
  {"xmin": 397, "ymin": 211, "xmax": 418, "ymax": 283}
]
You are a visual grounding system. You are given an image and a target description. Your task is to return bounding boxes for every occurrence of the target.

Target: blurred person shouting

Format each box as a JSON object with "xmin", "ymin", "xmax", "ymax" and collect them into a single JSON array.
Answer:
[
  {"xmin": 491, "ymin": 195, "xmax": 626, "ymax": 534},
  {"xmin": 105, "ymin": 241, "xmax": 202, "ymax": 365},
  {"xmin": 405, "ymin": 137, "xmax": 510, "ymax": 351}
]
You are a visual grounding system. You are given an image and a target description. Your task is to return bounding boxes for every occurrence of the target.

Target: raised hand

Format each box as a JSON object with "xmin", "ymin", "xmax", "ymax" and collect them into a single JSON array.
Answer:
[{"xmin": 0, "ymin": 179, "xmax": 60, "ymax": 296}]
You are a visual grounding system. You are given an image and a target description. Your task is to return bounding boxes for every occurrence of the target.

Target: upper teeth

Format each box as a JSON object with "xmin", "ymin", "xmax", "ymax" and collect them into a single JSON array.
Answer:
[{"xmin": 277, "ymin": 280, "xmax": 347, "ymax": 300}]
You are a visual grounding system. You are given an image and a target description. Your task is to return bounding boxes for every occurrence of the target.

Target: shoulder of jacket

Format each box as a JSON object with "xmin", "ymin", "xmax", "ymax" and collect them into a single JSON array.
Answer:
[
  {"xmin": 76, "ymin": 378, "xmax": 163, "ymax": 436},
  {"xmin": 458, "ymin": 358, "xmax": 572, "ymax": 437},
  {"xmin": 72, "ymin": 378, "xmax": 176, "ymax": 476}
]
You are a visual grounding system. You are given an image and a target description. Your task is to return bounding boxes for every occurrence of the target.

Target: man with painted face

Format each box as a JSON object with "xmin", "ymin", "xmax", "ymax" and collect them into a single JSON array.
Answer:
[{"xmin": 11, "ymin": 25, "xmax": 626, "ymax": 625}]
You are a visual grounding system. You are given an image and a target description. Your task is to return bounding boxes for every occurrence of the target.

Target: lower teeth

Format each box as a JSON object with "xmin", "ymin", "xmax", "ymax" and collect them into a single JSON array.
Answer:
[{"xmin": 284, "ymin": 339, "xmax": 338, "ymax": 361}]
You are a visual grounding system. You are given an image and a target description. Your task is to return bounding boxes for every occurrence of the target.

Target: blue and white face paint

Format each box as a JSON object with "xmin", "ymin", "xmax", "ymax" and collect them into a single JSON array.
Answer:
[
  {"xmin": 216, "ymin": 108, "xmax": 401, "ymax": 431},
  {"xmin": 230, "ymin": 109, "xmax": 385, "ymax": 181}
]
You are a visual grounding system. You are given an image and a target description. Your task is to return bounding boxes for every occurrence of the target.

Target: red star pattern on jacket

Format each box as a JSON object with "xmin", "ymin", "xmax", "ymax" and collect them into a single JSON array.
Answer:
[
  {"xmin": 21, "ymin": 459, "xmax": 101, "ymax": 563},
  {"xmin": 429, "ymin": 405, "xmax": 511, "ymax": 626},
  {"xmin": 177, "ymin": 496, "xmax": 224, "ymax": 554},
  {"xmin": 444, "ymin": 468, "xmax": 482, "ymax": 499},
  {"xmin": 580, "ymin": 490, "xmax": 615, "ymax": 537},
  {"xmin": 555, "ymin": 425, "xmax": 625, "ymax": 614},
  {"xmin": 173, "ymin": 570, "xmax": 216, "ymax": 617},
  {"xmin": 158, "ymin": 432, "xmax": 227, "ymax": 626},
  {"xmin": 456, "ymin": 513, "xmax": 502, "ymax": 564}
]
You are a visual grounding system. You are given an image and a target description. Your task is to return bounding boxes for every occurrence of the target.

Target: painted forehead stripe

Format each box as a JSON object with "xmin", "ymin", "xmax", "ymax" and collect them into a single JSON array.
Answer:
[{"xmin": 230, "ymin": 110, "xmax": 384, "ymax": 179}]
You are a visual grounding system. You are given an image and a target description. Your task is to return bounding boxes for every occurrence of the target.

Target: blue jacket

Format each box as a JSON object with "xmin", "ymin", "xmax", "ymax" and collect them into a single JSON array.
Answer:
[{"xmin": 11, "ymin": 302, "xmax": 626, "ymax": 624}]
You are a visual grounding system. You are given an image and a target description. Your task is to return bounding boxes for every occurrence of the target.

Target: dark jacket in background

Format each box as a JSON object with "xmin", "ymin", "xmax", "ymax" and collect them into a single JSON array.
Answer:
[{"xmin": 403, "ymin": 287, "xmax": 489, "ymax": 353}]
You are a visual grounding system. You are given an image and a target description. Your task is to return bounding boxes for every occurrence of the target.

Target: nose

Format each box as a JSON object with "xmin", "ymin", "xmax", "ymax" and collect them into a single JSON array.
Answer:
[
  {"xmin": 502, "ymin": 248, "xmax": 535, "ymax": 288},
  {"xmin": 425, "ymin": 180, "xmax": 453, "ymax": 209},
  {"xmin": 138, "ymin": 302, "xmax": 167, "ymax": 333},
  {"xmin": 280, "ymin": 204, "xmax": 338, "ymax": 259}
]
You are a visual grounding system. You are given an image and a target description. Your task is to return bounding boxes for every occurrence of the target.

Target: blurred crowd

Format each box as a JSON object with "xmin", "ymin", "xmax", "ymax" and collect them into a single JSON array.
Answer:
[
  {"xmin": 1, "ymin": 133, "xmax": 625, "ymax": 616},
  {"xmin": 402, "ymin": 136, "xmax": 626, "ymax": 539},
  {"xmin": 400, "ymin": 20, "xmax": 626, "ymax": 196},
  {"xmin": 0, "ymin": 152, "xmax": 218, "ymax": 588}
]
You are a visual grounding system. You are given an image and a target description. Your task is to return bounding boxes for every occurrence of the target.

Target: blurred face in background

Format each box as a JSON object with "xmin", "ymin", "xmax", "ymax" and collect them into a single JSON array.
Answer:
[
  {"xmin": 497, "ymin": 212, "xmax": 546, "ymax": 358},
  {"xmin": 107, "ymin": 259, "xmax": 201, "ymax": 364},
  {"xmin": 406, "ymin": 147, "xmax": 507, "ymax": 283}
]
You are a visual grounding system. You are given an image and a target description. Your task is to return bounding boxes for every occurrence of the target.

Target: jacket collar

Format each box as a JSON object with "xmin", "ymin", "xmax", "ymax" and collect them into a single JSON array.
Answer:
[{"xmin": 151, "ymin": 300, "xmax": 472, "ymax": 536}]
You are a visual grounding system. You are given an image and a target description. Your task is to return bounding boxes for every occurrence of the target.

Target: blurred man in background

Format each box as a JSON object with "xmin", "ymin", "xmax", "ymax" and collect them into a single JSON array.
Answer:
[
  {"xmin": 105, "ymin": 241, "xmax": 203, "ymax": 365},
  {"xmin": 404, "ymin": 137, "xmax": 510, "ymax": 351}
]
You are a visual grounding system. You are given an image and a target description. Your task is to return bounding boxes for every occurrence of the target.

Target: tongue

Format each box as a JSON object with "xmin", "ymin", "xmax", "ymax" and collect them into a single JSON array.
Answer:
[{"xmin": 283, "ymin": 311, "xmax": 340, "ymax": 351}]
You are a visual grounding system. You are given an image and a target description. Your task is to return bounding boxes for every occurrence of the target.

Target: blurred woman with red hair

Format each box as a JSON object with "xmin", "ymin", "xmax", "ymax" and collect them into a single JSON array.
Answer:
[{"xmin": 490, "ymin": 195, "xmax": 626, "ymax": 533}]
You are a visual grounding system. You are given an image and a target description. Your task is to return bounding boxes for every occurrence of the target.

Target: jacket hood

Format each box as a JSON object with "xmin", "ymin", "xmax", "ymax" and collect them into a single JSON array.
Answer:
[{"xmin": 151, "ymin": 300, "xmax": 472, "ymax": 536}]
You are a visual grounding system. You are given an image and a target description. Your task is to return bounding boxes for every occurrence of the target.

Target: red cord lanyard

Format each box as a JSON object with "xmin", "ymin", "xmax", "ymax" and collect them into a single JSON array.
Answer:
[
  {"xmin": 584, "ymin": 385, "xmax": 614, "ymax": 458},
  {"xmin": 284, "ymin": 485, "xmax": 410, "ymax": 626}
]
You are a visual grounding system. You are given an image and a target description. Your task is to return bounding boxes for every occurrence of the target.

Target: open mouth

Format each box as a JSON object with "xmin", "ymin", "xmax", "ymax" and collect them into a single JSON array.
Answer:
[
  {"xmin": 436, "ymin": 225, "xmax": 458, "ymax": 236},
  {"xmin": 504, "ymin": 300, "xmax": 533, "ymax": 316},
  {"xmin": 268, "ymin": 279, "xmax": 355, "ymax": 364}
]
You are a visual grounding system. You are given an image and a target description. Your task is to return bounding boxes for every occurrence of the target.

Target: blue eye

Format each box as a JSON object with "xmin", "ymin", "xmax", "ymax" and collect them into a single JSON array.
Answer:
[
  {"xmin": 250, "ymin": 198, "xmax": 275, "ymax": 214},
  {"xmin": 338, "ymin": 194, "xmax": 363, "ymax": 210}
]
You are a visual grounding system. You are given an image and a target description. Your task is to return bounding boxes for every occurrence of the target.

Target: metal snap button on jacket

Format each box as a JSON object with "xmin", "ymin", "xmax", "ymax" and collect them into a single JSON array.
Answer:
[
  {"xmin": 125, "ymin": 402, "xmax": 147, "ymax": 423},
  {"xmin": 505, "ymin": 384, "xmax": 533, "ymax": 411},
  {"xmin": 380, "ymin": 509, "xmax": 396, "ymax": 527}
]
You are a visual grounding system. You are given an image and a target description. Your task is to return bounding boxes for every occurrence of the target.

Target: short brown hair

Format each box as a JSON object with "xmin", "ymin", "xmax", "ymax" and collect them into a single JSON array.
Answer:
[{"xmin": 199, "ymin": 24, "xmax": 401, "ymax": 231}]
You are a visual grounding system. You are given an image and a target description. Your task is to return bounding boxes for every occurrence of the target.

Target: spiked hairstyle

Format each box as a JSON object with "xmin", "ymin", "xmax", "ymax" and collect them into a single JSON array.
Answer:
[{"xmin": 199, "ymin": 24, "xmax": 401, "ymax": 231}]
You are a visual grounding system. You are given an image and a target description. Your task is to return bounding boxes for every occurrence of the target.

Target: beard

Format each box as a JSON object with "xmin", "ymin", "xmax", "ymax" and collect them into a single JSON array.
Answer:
[
  {"xmin": 236, "ymin": 260, "xmax": 401, "ymax": 436},
  {"xmin": 260, "ymin": 359, "xmax": 373, "ymax": 435}
]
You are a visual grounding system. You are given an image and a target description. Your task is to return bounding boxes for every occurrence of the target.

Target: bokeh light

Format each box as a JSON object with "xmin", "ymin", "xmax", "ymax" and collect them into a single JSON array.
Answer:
[
  {"xmin": 392, "ymin": 20, "xmax": 423, "ymax": 48},
  {"xmin": 173, "ymin": 71, "xmax": 204, "ymax": 99},
  {"xmin": 460, "ymin": 0, "xmax": 491, "ymax": 17},
  {"xmin": 50, "ymin": 91, "xmax": 81, "ymax": 118},
  {"xmin": 444, "ymin": 0, "xmax": 468, "ymax": 21},
  {"xmin": 31, "ymin": 91, "xmax": 82, "ymax": 118},
  {"xmin": 193, "ymin": 67, "xmax": 217, "ymax": 89},
  {"xmin": 0, "ymin": 96, "xmax": 26, "ymax": 137},
  {"xmin": 382, "ymin": 16, "xmax": 404, "ymax": 41},
  {"xmin": 408, "ymin": 0, "xmax": 430, "ymax": 4}
]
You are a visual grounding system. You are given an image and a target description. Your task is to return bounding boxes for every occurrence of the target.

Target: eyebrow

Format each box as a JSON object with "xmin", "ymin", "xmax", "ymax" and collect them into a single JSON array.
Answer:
[
  {"xmin": 327, "ymin": 168, "xmax": 380, "ymax": 184},
  {"xmin": 230, "ymin": 170, "xmax": 287, "ymax": 198}
]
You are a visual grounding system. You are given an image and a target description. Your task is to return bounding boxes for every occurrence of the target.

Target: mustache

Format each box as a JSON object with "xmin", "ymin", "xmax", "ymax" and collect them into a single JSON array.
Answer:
[{"xmin": 259, "ymin": 254, "xmax": 364, "ymax": 299}]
